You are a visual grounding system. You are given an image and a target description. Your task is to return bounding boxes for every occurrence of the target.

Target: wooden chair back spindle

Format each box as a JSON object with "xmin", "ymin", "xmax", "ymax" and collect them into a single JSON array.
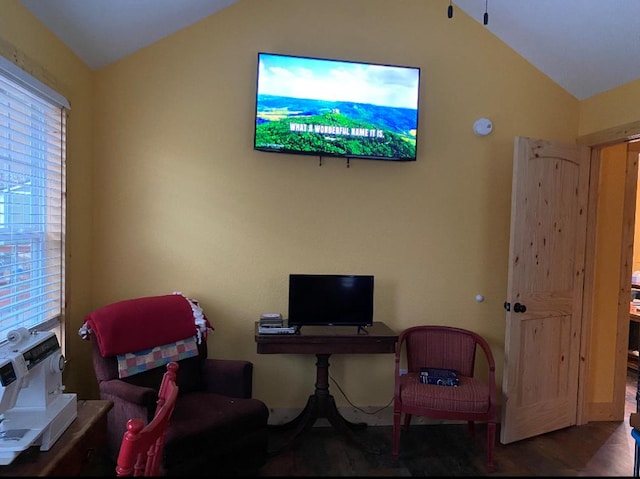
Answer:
[{"xmin": 115, "ymin": 362, "xmax": 179, "ymax": 477}]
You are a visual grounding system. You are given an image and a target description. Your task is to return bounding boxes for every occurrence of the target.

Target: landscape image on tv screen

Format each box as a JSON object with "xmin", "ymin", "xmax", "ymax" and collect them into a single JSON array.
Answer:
[{"xmin": 254, "ymin": 52, "xmax": 421, "ymax": 162}]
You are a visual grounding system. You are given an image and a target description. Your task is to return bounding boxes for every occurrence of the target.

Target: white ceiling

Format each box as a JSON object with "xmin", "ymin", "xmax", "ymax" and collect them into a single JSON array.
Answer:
[
  {"xmin": 18, "ymin": 0, "xmax": 640, "ymax": 100},
  {"xmin": 18, "ymin": 0, "xmax": 237, "ymax": 72}
]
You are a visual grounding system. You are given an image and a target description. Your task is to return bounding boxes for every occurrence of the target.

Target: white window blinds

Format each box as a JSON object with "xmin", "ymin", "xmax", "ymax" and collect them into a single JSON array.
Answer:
[{"xmin": 0, "ymin": 55, "xmax": 69, "ymax": 342}]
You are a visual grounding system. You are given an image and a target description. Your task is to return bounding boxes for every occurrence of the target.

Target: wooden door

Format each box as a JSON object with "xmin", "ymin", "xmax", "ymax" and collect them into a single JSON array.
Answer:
[{"xmin": 500, "ymin": 136, "xmax": 591, "ymax": 444}]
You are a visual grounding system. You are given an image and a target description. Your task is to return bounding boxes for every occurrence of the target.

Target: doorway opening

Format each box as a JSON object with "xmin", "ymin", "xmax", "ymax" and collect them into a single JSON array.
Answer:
[{"xmin": 579, "ymin": 132, "xmax": 640, "ymax": 423}]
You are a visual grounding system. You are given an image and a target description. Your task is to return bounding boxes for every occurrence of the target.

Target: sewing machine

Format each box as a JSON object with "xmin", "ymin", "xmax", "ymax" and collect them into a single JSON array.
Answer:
[{"xmin": 0, "ymin": 328, "xmax": 77, "ymax": 465}]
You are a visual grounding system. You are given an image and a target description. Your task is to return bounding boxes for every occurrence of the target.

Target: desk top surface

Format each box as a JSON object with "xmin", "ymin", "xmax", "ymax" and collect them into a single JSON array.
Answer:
[
  {"xmin": 255, "ymin": 321, "xmax": 398, "ymax": 354},
  {"xmin": 0, "ymin": 399, "xmax": 113, "ymax": 476}
]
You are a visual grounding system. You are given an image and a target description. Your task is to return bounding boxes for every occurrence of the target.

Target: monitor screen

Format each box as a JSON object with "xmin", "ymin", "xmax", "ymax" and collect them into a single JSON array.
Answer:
[
  {"xmin": 254, "ymin": 52, "xmax": 421, "ymax": 162},
  {"xmin": 287, "ymin": 274, "xmax": 374, "ymax": 327}
]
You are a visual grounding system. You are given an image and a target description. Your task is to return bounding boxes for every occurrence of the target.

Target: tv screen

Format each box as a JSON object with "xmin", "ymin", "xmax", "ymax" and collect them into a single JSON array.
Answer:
[
  {"xmin": 254, "ymin": 52, "xmax": 421, "ymax": 162},
  {"xmin": 288, "ymin": 274, "xmax": 374, "ymax": 328}
]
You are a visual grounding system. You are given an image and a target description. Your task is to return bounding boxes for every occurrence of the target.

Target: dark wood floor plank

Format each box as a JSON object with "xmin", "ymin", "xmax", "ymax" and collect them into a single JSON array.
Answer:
[
  {"xmin": 258, "ymin": 371, "xmax": 639, "ymax": 476},
  {"xmin": 86, "ymin": 370, "xmax": 640, "ymax": 476}
]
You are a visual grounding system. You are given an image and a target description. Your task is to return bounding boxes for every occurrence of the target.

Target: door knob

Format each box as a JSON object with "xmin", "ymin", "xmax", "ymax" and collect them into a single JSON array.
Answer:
[{"xmin": 513, "ymin": 302, "xmax": 527, "ymax": 313}]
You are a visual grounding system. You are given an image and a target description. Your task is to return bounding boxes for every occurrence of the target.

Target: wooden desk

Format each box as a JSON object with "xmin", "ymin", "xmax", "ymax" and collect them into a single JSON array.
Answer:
[
  {"xmin": 255, "ymin": 321, "xmax": 397, "ymax": 445},
  {"xmin": 0, "ymin": 399, "xmax": 113, "ymax": 476}
]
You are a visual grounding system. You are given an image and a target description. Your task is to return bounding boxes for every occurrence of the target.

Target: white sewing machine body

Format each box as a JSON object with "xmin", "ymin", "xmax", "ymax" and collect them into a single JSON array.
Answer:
[{"xmin": 0, "ymin": 328, "xmax": 76, "ymax": 465}]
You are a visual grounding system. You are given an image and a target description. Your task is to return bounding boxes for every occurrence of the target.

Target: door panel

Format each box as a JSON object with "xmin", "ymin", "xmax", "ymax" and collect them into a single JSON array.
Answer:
[{"xmin": 501, "ymin": 137, "xmax": 590, "ymax": 444}]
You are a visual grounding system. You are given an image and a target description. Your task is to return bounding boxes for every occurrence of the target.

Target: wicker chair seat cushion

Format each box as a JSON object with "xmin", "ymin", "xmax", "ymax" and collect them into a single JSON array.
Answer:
[{"xmin": 399, "ymin": 373, "xmax": 490, "ymax": 413}]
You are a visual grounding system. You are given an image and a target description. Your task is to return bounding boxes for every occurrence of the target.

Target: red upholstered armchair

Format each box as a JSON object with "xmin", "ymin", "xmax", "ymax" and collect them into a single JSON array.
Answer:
[
  {"xmin": 81, "ymin": 293, "xmax": 269, "ymax": 476},
  {"xmin": 392, "ymin": 325, "xmax": 497, "ymax": 472}
]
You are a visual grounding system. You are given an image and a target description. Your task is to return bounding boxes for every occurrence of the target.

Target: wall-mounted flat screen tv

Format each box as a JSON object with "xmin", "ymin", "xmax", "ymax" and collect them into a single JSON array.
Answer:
[
  {"xmin": 288, "ymin": 274, "xmax": 374, "ymax": 329},
  {"xmin": 254, "ymin": 52, "xmax": 421, "ymax": 162}
]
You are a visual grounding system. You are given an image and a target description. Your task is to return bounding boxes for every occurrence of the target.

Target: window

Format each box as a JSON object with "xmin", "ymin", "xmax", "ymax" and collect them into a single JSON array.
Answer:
[{"xmin": 0, "ymin": 56, "xmax": 69, "ymax": 342}]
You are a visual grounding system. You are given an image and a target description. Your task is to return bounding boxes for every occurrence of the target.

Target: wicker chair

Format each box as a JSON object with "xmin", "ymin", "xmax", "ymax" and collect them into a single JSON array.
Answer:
[{"xmin": 392, "ymin": 325, "xmax": 497, "ymax": 472}]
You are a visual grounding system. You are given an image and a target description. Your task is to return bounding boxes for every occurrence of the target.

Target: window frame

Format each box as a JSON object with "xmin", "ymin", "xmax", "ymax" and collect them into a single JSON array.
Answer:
[{"xmin": 0, "ymin": 55, "xmax": 69, "ymax": 345}]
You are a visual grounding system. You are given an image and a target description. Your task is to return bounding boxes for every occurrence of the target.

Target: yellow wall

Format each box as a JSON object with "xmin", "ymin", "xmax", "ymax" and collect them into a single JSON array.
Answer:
[
  {"xmin": 3, "ymin": 0, "xmax": 629, "ymax": 415},
  {"xmin": 580, "ymin": 79, "xmax": 640, "ymax": 136},
  {"xmin": 89, "ymin": 0, "xmax": 579, "ymax": 410},
  {"xmin": 589, "ymin": 143, "xmax": 627, "ymax": 404}
]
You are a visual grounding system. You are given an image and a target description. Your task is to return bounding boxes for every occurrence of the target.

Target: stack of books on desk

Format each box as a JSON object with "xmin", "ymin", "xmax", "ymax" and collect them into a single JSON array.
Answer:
[
  {"xmin": 259, "ymin": 313, "xmax": 283, "ymax": 327},
  {"xmin": 258, "ymin": 314, "xmax": 297, "ymax": 334}
]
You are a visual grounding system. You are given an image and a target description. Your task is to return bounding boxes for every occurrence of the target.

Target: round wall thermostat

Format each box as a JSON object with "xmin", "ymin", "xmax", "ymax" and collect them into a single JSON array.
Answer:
[{"xmin": 473, "ymin": 118, "xmax": 493, "ymax": 136}]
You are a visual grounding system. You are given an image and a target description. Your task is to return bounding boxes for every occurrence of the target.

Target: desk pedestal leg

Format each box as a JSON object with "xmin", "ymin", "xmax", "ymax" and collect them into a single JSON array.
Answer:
[
  {"xmin": 313, "ymin": 354, "xmax": 366, "ymax": 434},
  {"xmin": 268, "ymin": 353, "xmax": 367, "ymax": 450}
]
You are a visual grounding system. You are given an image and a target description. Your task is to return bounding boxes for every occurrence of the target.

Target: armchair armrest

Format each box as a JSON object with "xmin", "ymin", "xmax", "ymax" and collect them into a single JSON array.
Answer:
[
  {"xmin": 201, "ymin": 358, "xmax": 253, "ymax": 398},
  {"xmin": 99, "ymin": 378, "xmax": 158, "ymax": 410}
]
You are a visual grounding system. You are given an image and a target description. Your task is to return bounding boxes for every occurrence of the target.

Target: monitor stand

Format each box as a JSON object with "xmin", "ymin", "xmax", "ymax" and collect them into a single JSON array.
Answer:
[{"xmin": 356, "ymin": 325, "xmax": 369, "ymax": 335}]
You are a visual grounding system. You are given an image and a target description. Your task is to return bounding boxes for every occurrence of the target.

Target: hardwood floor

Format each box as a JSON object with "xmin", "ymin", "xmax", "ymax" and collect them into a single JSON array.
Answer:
[
  {"xmin": 86, "ymin": 370, "xmax": 640, "ymax": 476},
  {"xmin": 257, "ymin": 370, "xmax": 640, "ymax": 477}
]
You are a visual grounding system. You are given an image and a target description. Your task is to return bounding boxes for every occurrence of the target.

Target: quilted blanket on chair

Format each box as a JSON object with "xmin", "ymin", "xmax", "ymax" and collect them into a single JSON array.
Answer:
[
  {"xmin": 116, "ymin": 335, "xmax": 199, "ymax": 378},
  {"xmin": 79, "ymin": 292, "xmax": 212, "ymax": 357}
]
